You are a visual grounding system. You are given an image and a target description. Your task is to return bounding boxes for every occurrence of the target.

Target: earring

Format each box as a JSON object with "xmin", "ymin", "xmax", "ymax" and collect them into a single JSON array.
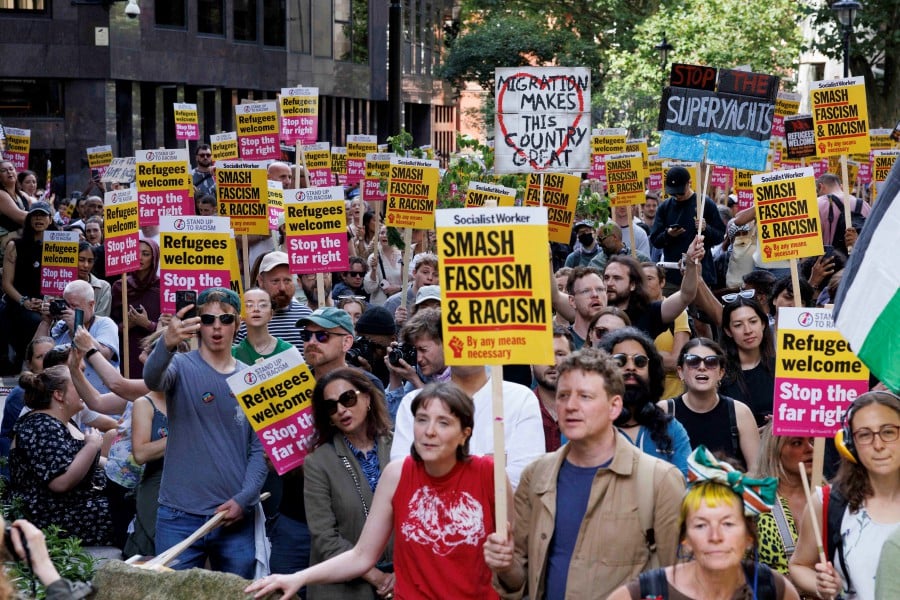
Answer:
[{"xmin": 677, "ymin": 543, "xmax": 694, "ymax": 561}]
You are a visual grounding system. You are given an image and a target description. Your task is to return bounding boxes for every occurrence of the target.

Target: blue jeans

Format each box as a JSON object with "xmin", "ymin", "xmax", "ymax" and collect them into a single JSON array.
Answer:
[
  {"xmin": 267, "ymin": 514, "xmax": 310, "ymax": 575},
  {"xmin": 155, "ymin": 505, "xmax": 256, "ymax": 578}
]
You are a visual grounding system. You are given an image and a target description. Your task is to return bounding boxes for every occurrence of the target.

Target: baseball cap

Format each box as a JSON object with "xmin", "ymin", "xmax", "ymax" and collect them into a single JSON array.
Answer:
[
  {"xmin": 296, "ymin": 306, "xmax": 355, "ymax": 335},
  {"xmin": 573, "ymin": 220, "xmax": 594, "ymax": 233},
  {"xmin": 415, "ymin": 285, "xmax": 441, "ymax": 306},
  {"xmin": 259, "ymin": 251, "xmax": 289, "ymax": 274},
  {"xmin": 197, "ymin": 287, "xmax": 242, "ymax": 313},
  {"xmin": 28, "ymin": 201, "xmax": 52, "ymax": 216},
  {"xmin": 355, "ymin": 306, "xmax": 397, "ymax": 336},
  {"xmin": 665, "ymin": 167, "xmax": 691, "ymax": 196}
]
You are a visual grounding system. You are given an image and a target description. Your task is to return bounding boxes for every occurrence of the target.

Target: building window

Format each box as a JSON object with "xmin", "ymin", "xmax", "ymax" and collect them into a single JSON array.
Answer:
[
  {"xmin": 234, "ymin": 0, "xmax": 258, "ymax": 42},
  {"xmin": 334, "ymin": 0, "xmax": 367, "ymax": 64},
  {"xmin": 263, "ymin": 0, "xmax": 285, "ymax": 47},
  {"xmin": 0, "ymin": 0, "xmax": 46, "ymax": 12},
  {"xmin": 198, "ymin": 0, "xmax": 225, "ymax": 35},
  {"xmin": 0, "ymin": 79, "xmax": 63, "ymax": 118},
  {"xmin": 155, "ymin": 0, "xmax": 186, "ymax": 28}
]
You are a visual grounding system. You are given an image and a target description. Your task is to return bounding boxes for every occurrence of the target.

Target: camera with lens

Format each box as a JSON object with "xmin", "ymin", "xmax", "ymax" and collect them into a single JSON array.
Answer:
[
  {"xmin": 345, "ymin": 336, "xmax": 375, "ymax": 367},
  {"xmin": 49, "ymin": 299, "xmax": 69, "ymax": 317},
  {"xmin": 388, "ymin": 344, "xmax": 417, "ymax": 367}
]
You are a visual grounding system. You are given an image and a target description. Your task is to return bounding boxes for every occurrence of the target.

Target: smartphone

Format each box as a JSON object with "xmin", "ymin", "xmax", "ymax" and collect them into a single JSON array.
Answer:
[
  {"xmin": 175, "ymin": 290, "xmax": 198, "ymax": 319},
  {"xmin": 74, "ymin": 308, "xmax": 84, "ymax": 331},
  {"xmin": 823, "ymin": 245, "xmax": 834, "ymax": 258}
]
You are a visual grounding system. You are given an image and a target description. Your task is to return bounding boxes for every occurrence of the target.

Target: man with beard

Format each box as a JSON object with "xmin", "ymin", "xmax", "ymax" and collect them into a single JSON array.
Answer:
[
  {"xmin": 192, "ymin": 144, "xmax": 215, "ymax": 197},
  {"xmin": 532, "ymin": 326, "xmax": 574, "ymax": 451},
  {"xmin": 598, "ymin": 327, "xmax": 691, "ymax": 477},
  {"xmin": 559, "ymin": 266, "xmax": 607, "ymax": 349},
  {"xmin": 234, "ymin": 251, "xmax": 311, "ymax": 353}
]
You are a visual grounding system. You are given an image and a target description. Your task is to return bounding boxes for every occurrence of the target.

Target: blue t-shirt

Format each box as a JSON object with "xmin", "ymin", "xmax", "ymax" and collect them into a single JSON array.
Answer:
[
  {"xmin": 545, "ymin": 457, "xmax": 611, "ymax": 599},
  {"xmin": 619, "ymin": 419, "xmax": 691, "ymax": 477}
]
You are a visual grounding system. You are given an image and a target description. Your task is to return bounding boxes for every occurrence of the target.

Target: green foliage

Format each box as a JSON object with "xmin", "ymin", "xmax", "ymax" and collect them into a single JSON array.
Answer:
[
  {"xmin": 6, "ymin": 526, "xmax": 97, "ymax": 599},
  {"xmin": 577, "ymin": 186, "xmax": 611, "ymax": 226},
  {"xmin": 438, "ymin": 134, "xmax": 527, "ymax": 208}
]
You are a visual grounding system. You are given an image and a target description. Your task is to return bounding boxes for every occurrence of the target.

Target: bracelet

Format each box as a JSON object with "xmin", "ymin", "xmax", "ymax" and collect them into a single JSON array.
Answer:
[
  {"xmin": 85, "ymin": 348, "xmax": 100, "ymax": 360},
  {"xmin": 19, "ymin": 295, "xmax": 29, "ymax": 306}
]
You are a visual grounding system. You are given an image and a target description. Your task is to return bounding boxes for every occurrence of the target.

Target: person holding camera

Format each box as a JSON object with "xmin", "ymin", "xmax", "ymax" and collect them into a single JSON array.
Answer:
[{"xmin": 384, "ymin": 307, "xmax": 449, "ymax": 423}]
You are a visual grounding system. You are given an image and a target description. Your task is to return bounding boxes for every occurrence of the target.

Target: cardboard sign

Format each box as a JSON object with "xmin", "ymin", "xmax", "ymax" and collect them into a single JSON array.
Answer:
[
  {"xmin": 40, "ymin": 231, "xmax": 80, "ymax": 297},
  {"xmin": 810, "ymin": 77, "xmax": 870, "ymax": 158},
  {"xmin": 346, "ymin": 135, "xmax": 377, "ymax": 186},
  {"xmin": 283, "ymin": 186, "xmax": 349, "ymax": 273},
  {"xmin": 773, "ymin": 307, "xmax": 868, "ymax": 436},
  {"xmin": 605, "ymin": 152, "xmax": 645, "ymax": 205},
  {"xmin": 235, "ymin": 101, "xmax": 280, "ymax": 160},
  {"xmin": 523, "ymin": 172, "xmax": 580, "ymax": 243},
  {"xmin": 103, "ymin": 188, "xmax": 140, "ymax": 277},
  {"xmin": 210, "ymin": 131, "xmax": 239, "ymax": 162},
  {"xmin": 135, "ymin": 149, "xmax": 193, "ymax": 226},
  {"xmin": 86, "ymin": 145, "xmax": 114, "ymax": 180},
  {"xmin": 227, "ymin": 348, "xmax": 316, "ymax": 475},
  {"xmin": 494, "ymin": 67, "xmax": 591, "ymax": 173},
  {"xmin": 3, "ymin": 127, "xmax": 30, "ymax": 170},
  {"xmin": 280, "ymin": 87, "xmax": 318, "ymax": 145},
  {"xmin": 465, "ymin": 181, "xmax": 516, "ymax": 209},
  {"xmin": 873, "ymin": 150, "xmax": 899, "ymax": 183},
  {"xmin": 364, "ymin": 152, "xmax": 392, "ymax": 203},
  {"xmin": 174, "ymin": 103, "xmax": 200, "ymax": 141},
  {"xmin": 752, "ymin": 167, "xmax": 823, "ymax": 262},
  {"xmin": 772, "ymin": 92, "xmax": 801, "ymax": 138},
  {"xmin": 303, "ymin": 142, "xmax": 333, "ymax": 187},
  {"xmin": 101, "ymin": 157, "xmax": 136, "ymax": 185},
  {"xmin": 436, "ymin": 207, "xmax": 553, "ymax": 365},
  {"xmin": 215, "ymin": 166, "xmax": 269, "ymax": 235},
  {"xmin": 267, "ymin": 180, "xmax": 284, "ymax": 232},
  {"xmin": 385, "ymin": 156, "xmax": 440, "ymax": 229},
  {"xmin": 784, "ymin": 115, "xmax": 816, "ymax": 160},
  {"xmin": 159, "ymin": 216, "xmax": 233, "ymax": 313}
]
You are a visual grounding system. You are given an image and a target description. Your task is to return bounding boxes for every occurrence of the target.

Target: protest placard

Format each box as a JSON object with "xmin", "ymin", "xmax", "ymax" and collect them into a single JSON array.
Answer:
[
  {"xmin": 752, "ymin": 167, "xmax": 823, "ymax": 262},
  {"xmin": 331, "ymin": 146, "xmax": 348, "ymax": 186},
  {"xmin": 280, "ymin": 87, "xmax": 318, "ymax": 145},
  {"xmin": 625, "ymin": 139, "xmax": 650, "ymax": 178},
  {"xmin": 268, "ymin": 180, "xmax": 283, "ymax": 232},
  {"xmin": 235, "ymin": 101, "xmax": 280, "ymax": 161},
  {"xmin": 772, "ymin": 92, "xmax": 801, "ymax": 139},
  {"xmin": 523, "ymin": 172, "xmax": 579, "ymax": 243},
  {"xmin": 734, "ymin": 168, "xmax": 760, "ymax": 212},
  {"xmin": 810, "ymin": 77, "xmax": 870, "ymax": 158},
  {"xmin": 159, "ymin": 216, "xmax": 233, "ymax": 313},
  {"xmin": 346, "ymin": 135, "xmax": 377, "ymax": 186},
  {"xmin": 3, "ymin": 127, "xmax": 30, "ymax": 170},
  {"xmin": 784, "ymin": 115, "xmax": 816, "ymax": 160},
  {"xmin": 283, "ymin": 186, "xmax": 349, "ymax": 274},
  {"xmin": 385, "ymin": 156, "xmax": 440, "ymax": 229},
  {"xmin": 303, "ymin": 142, "xmax": 333, "ymax": 187},
  {"xmin": 174, "ymin": 103, "xmax": 199, "ymax": 141},
  {"xmin": 100, "ymin": 157, "xmax": 136, "ymax": 185},
  {"xmin": 605, "ymin": 152, "xmax": 645, "ymax": 205},
  {"xmin": 210, "ymin": 132, "xmax": 239, "ymax": 162},
  {"xmin": 465, "ymin": 182, "xmax": 516, "ymax": 209},
  {"xmin": 494, "ymin": 67, "xmax": 591, "ymax": 173},
  {"xmin": 87, "ymin": 145, "xmax": 114, "ymax": 180},
  {"xmin": 215, "ymin": 164, "xmax": 269, "ymax": 235},
  {"xmin": 135, "ymin": 149, "xmax": 192, "ymax": 226},
  {"xmin": 647, "ymin": 156, "xmax": 664, "ymax": 192},
  {"xmin": 437, "ymin": 207, "xmax": 553, "ymax": 365},
  {"xmin": 873, "ymin": 150, "xmax": 899, "ymax": 183},
  {"xmin": 710, "ymin": 165, "xmax": 734, "ymax": 192},
  {"xmin": 869, "ymin": 128, "xmax": 896, "ymax": 151},
  {"xmin": 40, "ymin": 231, "xmax": 79, "ymax": 297},
  {"xmin": 103, "ymin": 188, "xmax": 140, "ymax": 277},
  {"xmin": 227, "ymin": 348, "xmax": 316, "ymax": 475},
  {"xmin": 773, "ymin": 307, "xmax": 868, "ymax": 436},
  {"xmin": 589, "ymin": 128, "xmax": 627, "ymax": 184},
  {"xmin": 364, "ymin": 152, "xmax": 392, "ymax": 203}
]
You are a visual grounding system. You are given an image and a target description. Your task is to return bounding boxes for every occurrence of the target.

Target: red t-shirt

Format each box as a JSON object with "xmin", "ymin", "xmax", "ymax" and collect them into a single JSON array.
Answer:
[{"xmin": 392, "ymin": 455, "xmax": 498, "ymax": 599}]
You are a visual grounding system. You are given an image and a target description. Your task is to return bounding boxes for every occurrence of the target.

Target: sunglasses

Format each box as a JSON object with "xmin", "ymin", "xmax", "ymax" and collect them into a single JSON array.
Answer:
[
  {"xmin": 721, "ymin": 289, "xmax": 756, "ymax": 303},
  {"xmin": 682, "ymin": 354, "xmax": 722, "ymax": 369},
  {"xmin": 324, "ymin": 389, "xmax": 361, "ymax": 415},
  {"xmin": 611, "ymin": 353, "xmax": 649, "ymax": 369},
  {"xmin": 199, "ymin": 313, "xmax": 236, "ymax": 325},
  {"xmin": 346, "ymin": 271, "xmax": 365, "ymax": 278},
  {"xmin": 299, "ymin": 329, "xmax": 346, "ymax": 343}
]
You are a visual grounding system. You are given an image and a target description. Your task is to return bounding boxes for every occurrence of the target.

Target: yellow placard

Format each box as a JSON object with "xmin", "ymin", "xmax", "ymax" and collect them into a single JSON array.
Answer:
[
  {"xmin": 235, "ymin": 103, "xmax": 279, "ymax": 138},
  {"xmin": 331, "ymin": 147, "xmax": 348, "ymax": 175},
  {"xmin": 40, "ymin": 231, "xmax": 80, "ymax": 297},
  {"xmin": 304, "ymin": 144, "xmax": 331, "ymax": 170},
  {"xmin": 280, "ymin": 91, "xmax": 318, "ymax": 117},
  {"xmin": 523, "ymin": 172, "xmax": 580, "ymax": 244},
  {"xmin": 870, "ymin": 129, "xmax": 896, "ymax": 151},
  {"xmin": 605, "ymin": 152, "xmax": 645, "ymax": 206},
  {"xmin": 211, "ymin": 132, "xmax": 239, "ymax": 162},
  {"xmin": 227, "ymin": 236, "xmax": 244, "ymax": 315},
  {"xmin": 347, "ymin": 137, "xmax": 377, "ymax": 161},
  {"xmin": 174, "ymin": 104, "xmax": 198, "ymax": 126},
  {"xmin": 626, "ymin": 138, "xmax": 649, "ymax": 178},
  {"xmin": 810, "ymin": 77, "xmax": 871, "ymax": 157},
  {"xmin": 873, "ymin": 150, "xmax": 899, "ymax": 183},
  {"xmin": 87, "ymin": 145, "xmax": 114, "ymax": 169},
  {"xmin": 465, "ymin": 182, "xmax": 516, "ymax": 209},
  {"xmin": 386, "ymin": 157, "xmax": 440, "ymax": 230},
  {"xmin": 752, "ymin": 167, "xmax": 823, "ymax": 262},
  {"xmin": 215, "ymin": 167, "xmax": 269, "ymax": 235},
  {"xmin": 591, "ymin": 130, "xmax": 627, "ymax": 155},
  {"xmin": 436, "ymin": 207, "xmax": 553, "ymax": 366},
  {"xmin": 5, "ymin": 130, "xmax": 30, "ymax": 154}
]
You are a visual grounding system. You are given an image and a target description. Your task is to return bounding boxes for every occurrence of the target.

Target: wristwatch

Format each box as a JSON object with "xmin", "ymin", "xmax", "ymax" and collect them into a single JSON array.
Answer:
[{"xmin": 85, "ymin": 348, "xmax": 100, "ymax": 360}]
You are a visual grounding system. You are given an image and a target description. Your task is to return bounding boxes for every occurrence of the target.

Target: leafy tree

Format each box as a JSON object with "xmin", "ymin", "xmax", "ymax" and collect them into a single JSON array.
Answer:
[{"xmin": 804, "ymin": 0, "xmax": 900, "ymax": 127}]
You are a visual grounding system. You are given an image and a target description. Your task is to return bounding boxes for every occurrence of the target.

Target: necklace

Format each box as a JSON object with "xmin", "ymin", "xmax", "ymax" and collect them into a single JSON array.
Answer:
[{"xmin": 252, "ymin": 337, "xmax": 276, "ymax": 355}]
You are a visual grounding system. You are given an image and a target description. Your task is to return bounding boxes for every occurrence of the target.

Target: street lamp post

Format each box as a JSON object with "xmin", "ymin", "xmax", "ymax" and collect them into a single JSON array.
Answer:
[
  {"xmin": 654, "ymin": 35, "xmax": 674, "ymax": 82},
  {"xmin": 831, "ymin": 1, "xmax": 862, "ymax": 78}
]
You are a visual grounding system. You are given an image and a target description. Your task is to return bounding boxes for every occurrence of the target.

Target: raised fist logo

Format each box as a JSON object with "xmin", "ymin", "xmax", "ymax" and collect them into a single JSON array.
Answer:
[{"xmin": 449, "ymin": 336, "xmax": 464, "ymax": 359}]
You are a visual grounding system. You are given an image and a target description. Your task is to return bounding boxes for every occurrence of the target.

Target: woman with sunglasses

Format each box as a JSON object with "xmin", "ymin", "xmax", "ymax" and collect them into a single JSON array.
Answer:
[
  {"xmin": 586, "ymin": 307, "xmax": 630, "ymax": 348},
  {"xmin": 671, "ymin": 338, "xmax": 760, "ymax": 471},
  {"xmin": 303, "ymin": 368, "xmax": 394, "ymax": 599},
  {"xmin": 233, "ymin": 288, "xmax": 293, "ymax": 365},
  {"xmin": 790, "ymin": 392, "xmax": 900, "ymax": 600},
  {"xmin": 720, "ymin": 295, "xmax": 776, "ymax": 427},
  {"xmin": 332, "ymin": 257, "xmax": 370, "ymax": 302},
  {"xmin": 247, "ymin": 381, "xmax": 511, "ymax": 600}
]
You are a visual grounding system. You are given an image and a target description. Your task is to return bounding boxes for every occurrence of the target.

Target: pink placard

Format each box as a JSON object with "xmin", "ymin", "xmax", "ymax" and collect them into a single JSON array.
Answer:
[
  {"xmin": 772, "ymin": 377, "xmax": 865, "ymax": 437},
  {"xmin": 256, "ymin": 410, "xmax": 315, "ymax": 475},
  {"xmin": 286, "ymin": 231, "xmax": 349, "ymax": 274}
]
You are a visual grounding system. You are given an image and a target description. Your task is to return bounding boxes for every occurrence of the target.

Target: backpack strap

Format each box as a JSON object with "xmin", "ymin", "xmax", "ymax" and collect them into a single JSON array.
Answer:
[
  {"xmin": 742, "ymin": 561, "xmax": 776, "ymax": 600},
  {"xmin": 821, "ymin": 484, "xmax": 831, "ymax": 556},
  {"xmin": 826, "ymin": 485, "xmax": 854, "ymax": 595},
  {"xmin": 637, "ymin": 568, "xmax": 668, "ymax": 600},
  {"xmin": 853, "ymin": 197, "xmax": 864, "ymax": 215},
  {"xmin": 724, "ymin": 395, "xmax": 740, "ymax": 459},
  {"xmin": 771, "ymin": 496, "xmax": 796, "ymax": 561},
  {"xmin": 636, "ymin": 453, "xmax": 659, "ymax": 570}
]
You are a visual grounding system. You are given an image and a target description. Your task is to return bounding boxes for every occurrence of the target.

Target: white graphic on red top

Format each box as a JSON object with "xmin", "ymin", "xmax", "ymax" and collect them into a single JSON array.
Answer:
[{"xmin": 400, "ymin": 485, "xmax": 485, "ymax": 556}]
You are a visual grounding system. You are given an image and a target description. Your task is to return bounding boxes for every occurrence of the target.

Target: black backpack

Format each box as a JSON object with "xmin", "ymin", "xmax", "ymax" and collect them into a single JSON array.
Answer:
[
  {"xmin": 823, "ymin": 484, "xmax": 854, "ymax": 596},
  {"xmin": 638, "ymin": 562, "xmax": 777, "ymax": 599},
  {"xmin": 827, "ymin": 194, "xmax": 866, "ymax": 254}
]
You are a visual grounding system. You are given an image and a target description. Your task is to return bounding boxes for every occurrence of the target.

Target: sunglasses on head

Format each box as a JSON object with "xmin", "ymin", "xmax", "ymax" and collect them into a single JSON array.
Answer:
[
  {"xmin": 682, "ymin": 354, "xmax": 722, "ymax": 369},
  {"xmin": 611, "ymin": 353, "xmax": 649, "ymax": 369},
  {"xmin": 200, "ymin": 313, "xmax": 236, "ymax": 325},
  {"xmin": 299, "ymin": 329, "xmax": 345, "ymax": 343},
  {"xmin": 721, "ymin": 289, "xmax": 756, "ymax": 303},
  {"xmin": 324, "ymin": 389, "xmax": 361, "ymax": 415}
]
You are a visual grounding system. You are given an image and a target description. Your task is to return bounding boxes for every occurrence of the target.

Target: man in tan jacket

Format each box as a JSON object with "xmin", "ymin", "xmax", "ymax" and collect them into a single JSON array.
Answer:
[{"xmin": 483, "ymin": 349, "xmax": 685, "ymax": 599}]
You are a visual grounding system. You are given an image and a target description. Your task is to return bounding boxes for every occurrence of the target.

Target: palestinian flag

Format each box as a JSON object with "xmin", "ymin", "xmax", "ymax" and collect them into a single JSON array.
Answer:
[{"xmin": 833, "ymin": 157, "xmax": 900, "ymax": 392}]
